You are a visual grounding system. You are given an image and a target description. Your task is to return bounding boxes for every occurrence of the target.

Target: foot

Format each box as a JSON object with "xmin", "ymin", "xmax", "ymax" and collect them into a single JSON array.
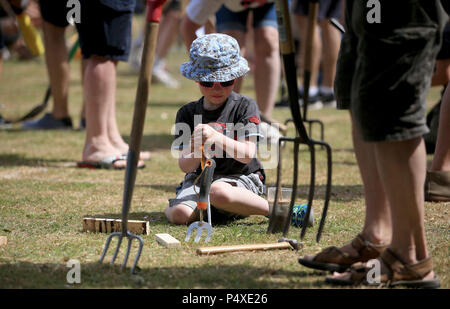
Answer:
[
  {"xmin": 22, "ymin": 113, "xmax": 73, "ymax": 130},
  {"xmin": 298, "ymin": 233, "xmax": 389, "ymax": 273},
  {"xmin": 326, "ymin": 249, "xmax": 440, "ymax": 288}
]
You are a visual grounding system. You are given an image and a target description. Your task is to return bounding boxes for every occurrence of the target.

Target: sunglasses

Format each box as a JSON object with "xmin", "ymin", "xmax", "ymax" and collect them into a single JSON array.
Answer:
[{"xmin": 197, "ymin": 79, "xmax": 236, "ymax": 88}]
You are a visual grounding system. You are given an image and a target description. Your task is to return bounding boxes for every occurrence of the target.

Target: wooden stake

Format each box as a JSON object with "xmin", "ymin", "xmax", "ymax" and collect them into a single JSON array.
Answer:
[
  {"xmin": 197, "ymin": 241, "xmax": 293, "ymax": 255},
  {"xmin": 82, "ymin": 217, "xmax": 150, "ymax": 235},
  {"xmin": 155, "ymin": 233, "xmax": 181, "ymax": 248}
]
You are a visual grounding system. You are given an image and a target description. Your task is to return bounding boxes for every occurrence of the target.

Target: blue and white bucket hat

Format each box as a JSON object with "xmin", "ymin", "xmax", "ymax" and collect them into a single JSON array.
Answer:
[{"xmin": 180, "ymin": 33, "xmax": 250, "ymax": 82}]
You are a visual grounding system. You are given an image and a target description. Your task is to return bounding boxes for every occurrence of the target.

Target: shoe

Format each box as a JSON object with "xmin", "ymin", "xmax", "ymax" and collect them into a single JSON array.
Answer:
[
  {"xmin": 152, "ymin": 66, "xmax": 180, "ymax": 89},
  {"xmin": 22, "ymin": 113, "xmax": 73, "ymax": 130},
  {"xmin": 76, "ymin": 155, "xmax": 146, "ymax": 170},
  {"xmin": 259, "ymin": 121, "xmax": 283, "ymax": 145},
  {"xmin": 298, "ymin": 234, "xmax": 389, "ymax": 273},
  {"xmin": 291, "ymin": 204, "xmax": 314, "ymax": 228},
  {"xmin": 320, "ymin": 92, "xmax": 337, "ymax": 108},
  {"xmin": 325, "ymin": 249, "xmax": 441, "ymax": 289},
  {"xmin": 78, "ymin": 117, "xmax": 86, "ymax": 131},
  {"xmin": 425, "ymin": 170, "xmax": 450, "ymax": 202},
  {"xmin": 299, "ymin": 92, "xmax": 323, "ymax": 110},
  {"xmin": 0, "ymin": 114, "xmax": 11, "ymax": 129}
]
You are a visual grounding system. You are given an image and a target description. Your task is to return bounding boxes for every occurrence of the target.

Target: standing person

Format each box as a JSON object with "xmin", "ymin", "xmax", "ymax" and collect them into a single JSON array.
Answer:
[
  {"xmin": 165, "ymin": 33, "xmax": 269, "ymax": 224},
  {"xmin": 299, "ymin": 0, "xmax": 446, "ymax": 288},
  {"xmin": 293, "ymin": 0, "xmax": 343, "ymax": 109},
  {"xmin": 22, "ymin": 0, "xmax": 82, "ymax": 130},
  {"xmin": 180, "ymin": 0, "xmax": 285, "ymax": 141},
  {"xmin": 425, "ymin": 21, "xmax": 450, "ymax": 202},
  {"xmin": 74, "ymin": 0, "xmax": 148, "ymax": 169},
  {"xmin": 426, "ymin": 82, "xmax": 450, "ymax": 202},
  {"xmin": 130, "ymin": 0, "xmax": 182, "ymax": 88}
]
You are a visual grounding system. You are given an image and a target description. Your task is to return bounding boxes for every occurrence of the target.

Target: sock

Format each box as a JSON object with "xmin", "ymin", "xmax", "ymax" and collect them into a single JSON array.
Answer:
[{"xmin": 319, "ymin": 86, "xmax": 334, "ymax": 95}]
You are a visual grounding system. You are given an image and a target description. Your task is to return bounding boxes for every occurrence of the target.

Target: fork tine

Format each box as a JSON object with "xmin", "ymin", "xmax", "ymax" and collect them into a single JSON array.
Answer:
[
  {"xmin": 121, "ymin": 237, "xmax": 133, "ymax": 270},
  {"xmin": 130, "ymin": 235, "xmax": 144, "ymax": 274},
  {"xmin": 194, "ymin": 227, "xmax": 203, "ymax": 242},
  {"xmin": 99, "ymin": 233, "xmax": 117, "ymax": 263},
  {"xmin": 99, "ymin": 236, "xmax": 112, "ymax": 263},
  {"xmin": 110, "ymin": 236, "xmax": 123, "ymax": 264}
]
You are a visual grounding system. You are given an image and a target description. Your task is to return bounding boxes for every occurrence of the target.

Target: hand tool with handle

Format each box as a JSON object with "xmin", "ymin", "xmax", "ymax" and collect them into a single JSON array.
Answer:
[{"xmin": 99, "ymin": 0, "xmax": 166, "ymax": 274}]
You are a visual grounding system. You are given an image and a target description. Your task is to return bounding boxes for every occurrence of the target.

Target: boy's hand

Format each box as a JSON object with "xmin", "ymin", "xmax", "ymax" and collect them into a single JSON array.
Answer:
[{"xmin": 192, "ymin": 124, "xmax": 220, "ymax": 158}]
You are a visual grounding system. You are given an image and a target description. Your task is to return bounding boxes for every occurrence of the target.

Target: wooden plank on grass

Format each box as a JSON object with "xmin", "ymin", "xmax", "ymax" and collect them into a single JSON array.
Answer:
[
  {"xmin": 0, "ymin": 236, "xmax": 7, "ymax": 246},
  {"xmin": 155, "ymin": 233, "xmax": 180, "ymax": 248},
  {"xmin": 82, "ymin": 217, "xmax": 150, "ymax": 235}
]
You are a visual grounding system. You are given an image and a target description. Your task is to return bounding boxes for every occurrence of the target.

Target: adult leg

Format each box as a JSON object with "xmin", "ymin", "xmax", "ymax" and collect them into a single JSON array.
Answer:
[
  {"xmin": 82, "ymin": 56, "xmax": 124, "ymax": 167},
  {"xmin": 431, "ymin": 83, "xmax": 450, "ymax": 172},
  {"xmin": 220, "ymin": 29, "xmax": 246, "ymax": 94},
  {"xmin": 294, "ymin": 15, "xmax": 321, "ymax": 95},
  {"xmin": 319, "ymin": 18, "xmax": 340, "ymax": 90},
  {"xmin": 374, "ymin": 137, "xmax": 434, "ymax": 280},
  {"xmin": 252, "ymin": 26, "xmax": 280, "ymax": 118}
]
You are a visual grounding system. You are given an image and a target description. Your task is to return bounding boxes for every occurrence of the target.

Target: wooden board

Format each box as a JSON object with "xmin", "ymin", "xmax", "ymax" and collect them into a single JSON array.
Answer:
[
  {"xmin": 155, "ymin": 233, "xmax": 181, "ymax": 248},
  {"xmin": 197, "ymin": 242, "xmax": 293, "ymax": 255},
  {"xmin": 82, "ymin": 217, "xmax": 150, "ymax": 235},
  {"xmin": 0, "ymin": 236, "xmax": 7, "ymax": 246}
]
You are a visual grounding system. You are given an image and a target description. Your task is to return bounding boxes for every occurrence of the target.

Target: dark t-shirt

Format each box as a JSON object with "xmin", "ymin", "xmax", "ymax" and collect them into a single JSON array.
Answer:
[{"xmin": 173, "ymin": 92, "xmax": 265, "ymax": 179}]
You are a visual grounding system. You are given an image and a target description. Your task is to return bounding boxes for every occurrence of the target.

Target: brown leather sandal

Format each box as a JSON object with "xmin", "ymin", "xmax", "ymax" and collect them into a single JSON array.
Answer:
[
  {"xmin": 298, "ymin": 234, "xmax": 389, "ymax": 273},
  {"xmin": 325, "ymin": 248, "xmax": 441, "ymax": 289}
]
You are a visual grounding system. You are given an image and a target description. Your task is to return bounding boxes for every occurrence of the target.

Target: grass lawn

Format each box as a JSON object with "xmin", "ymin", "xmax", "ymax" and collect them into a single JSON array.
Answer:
[{"xmin": 0, "ymin": 28, "xmax": 448, "ymax": 289}]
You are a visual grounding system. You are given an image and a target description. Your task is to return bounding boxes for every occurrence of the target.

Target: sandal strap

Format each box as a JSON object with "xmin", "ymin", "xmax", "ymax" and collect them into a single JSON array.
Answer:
[
  {"xmin": 380, "ymin": 249, "xmax": 434, "ymax": 282},
  {"xmin": 314, "ymin": 234, "xmax": 388, "ymax": 265}
]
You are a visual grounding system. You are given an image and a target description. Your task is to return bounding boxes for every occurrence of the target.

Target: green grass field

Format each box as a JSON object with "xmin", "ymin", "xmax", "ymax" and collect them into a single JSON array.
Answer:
[{"xmin": 0, "ymin": 33, "xmax": 448, "ymax": 289}]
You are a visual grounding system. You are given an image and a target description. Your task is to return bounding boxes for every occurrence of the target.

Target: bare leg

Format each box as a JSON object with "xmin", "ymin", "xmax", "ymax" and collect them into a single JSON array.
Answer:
[
  {"xmin": 221, "ymin": 29, "xmax": 246, "ymax": 94},
  {"xmin": 431, "ymin": 83, "xmax": 450, "ymax": 171},
  {"xmin": 319, "ymin": 19, "xmax": 340, "ymax": 89},
  {"xmin": 165, "ymin": 204, "xmax": 195, "ymax": 225},
  {"xmin": 336, "ymin": 113, "xmax": 392, "ymax": 256},
  {"xmin": 295, "ymin": 15, "xmax": 321, "ymax": 92},
  {"xmin": 82, "ymin": 56, "xmax": 124, "ymax": 168},
  {"xmin": 155, "ymin": 10, "xmax": 181, "ymax": 61},
  {"xmin": 209, "ymin": 182, "xmax": 269, "ymax": 216},
  {"xmin": 42, "ymin": 21, "xmax": 70, "ymax": 119},
  {"xmin": 252, "ymin": 26, "xmax": 280, "ymax": 118},
  {"xmin": 375, "ymin": 137, "xmax": 431, "ymax": 274}
]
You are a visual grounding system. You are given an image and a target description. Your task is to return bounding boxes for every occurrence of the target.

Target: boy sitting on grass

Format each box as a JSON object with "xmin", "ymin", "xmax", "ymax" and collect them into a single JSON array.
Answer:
[{"xmin": 165, "ymin": 33, "xmax": 270, "ymax": 225}]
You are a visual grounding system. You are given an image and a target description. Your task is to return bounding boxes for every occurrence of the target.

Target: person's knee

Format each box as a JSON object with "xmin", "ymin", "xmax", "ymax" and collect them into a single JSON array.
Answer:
[
  {"xmin": 165, "ymin": 205, "xmax": 192, "ymax": 225},
  {"xmin": 254, "ymin": 28, "xmax": 278, "ymax": 56},
  {"xmin": 210, "ymin": 183, "xmax": 233, "ymax": 205}
]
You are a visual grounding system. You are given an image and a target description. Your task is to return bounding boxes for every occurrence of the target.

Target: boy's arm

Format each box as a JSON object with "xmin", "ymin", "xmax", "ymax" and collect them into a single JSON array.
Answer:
[
  {"xmin": 178, "ymin": 139, "xmax": 202, "ymax": 173},
  {"xmin": 194, "ymin": 124, "xmax": 257, "ymax": 164}
]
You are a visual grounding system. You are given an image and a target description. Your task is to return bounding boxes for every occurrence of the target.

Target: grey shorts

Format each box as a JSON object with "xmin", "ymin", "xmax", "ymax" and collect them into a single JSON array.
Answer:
[
  {"xmin": 335, "ymin": 0, "xmax": 447, "ymax": 142},
  {"xmin": 169, "ymin": 172, "xmax": 265, "ymax": 219}
]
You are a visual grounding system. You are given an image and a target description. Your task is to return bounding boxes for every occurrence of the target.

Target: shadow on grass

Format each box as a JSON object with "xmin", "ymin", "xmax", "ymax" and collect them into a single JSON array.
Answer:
[
  {"xmin": 0, "ymin": 261, "xmax": 328, "ymax": 289},
  {"xmin": 0, "ymin": 153, "xmax": 74, "ymax": 168},
  {"xmin": 122, "ymin": 133, "xmax": 173, "ymax": 151},
  {"xmin": 86, "ymin": 211, "xmax": 253, "ymax": 227},
  {"xmin": 262, "ymin": 184, "xmax": 364, "ymax": 202}
]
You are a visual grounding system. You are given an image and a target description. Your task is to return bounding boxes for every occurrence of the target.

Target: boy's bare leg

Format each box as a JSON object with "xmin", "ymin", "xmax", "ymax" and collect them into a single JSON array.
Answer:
[
  {"xmin": 209, "ymin": 182, "xmax": 269, "ymax": 216},
  {"xmin": 165, "ymin": 204, "xmax": 195, "ymax": 225}
]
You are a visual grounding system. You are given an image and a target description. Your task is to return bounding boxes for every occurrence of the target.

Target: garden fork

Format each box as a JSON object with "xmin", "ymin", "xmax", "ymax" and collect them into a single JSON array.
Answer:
[
  {"xmin": 99, "ymin": 0, "xmax": 166, "ymax": 274},
  {"xmin": 185, "ymin": 158, "xmax": 216, "ymax": 243},
  {"xmin": 268, "ymin": 0, "xmax": 332, "ymax": 243}
]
